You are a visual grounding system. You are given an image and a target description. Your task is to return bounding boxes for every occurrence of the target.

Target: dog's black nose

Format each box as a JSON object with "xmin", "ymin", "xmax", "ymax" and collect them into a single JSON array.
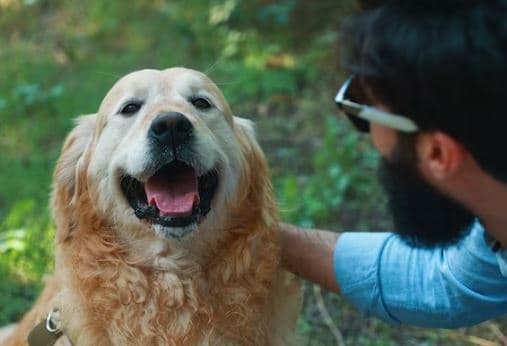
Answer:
[{"xmin": 149, "ymin": 112, "xmax": 193, "ymax": 148}]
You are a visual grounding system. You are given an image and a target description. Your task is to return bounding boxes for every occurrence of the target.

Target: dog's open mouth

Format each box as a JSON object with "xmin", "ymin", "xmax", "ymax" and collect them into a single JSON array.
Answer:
[{"xmin": 120, "ymin": 160, "xmax": 218, "ymax": 232}]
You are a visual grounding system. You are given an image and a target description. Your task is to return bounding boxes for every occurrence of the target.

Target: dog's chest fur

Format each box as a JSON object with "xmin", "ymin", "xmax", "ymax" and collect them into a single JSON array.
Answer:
[{"xmin": 57, "ymin": 227, "xmax": 278, "ymax": 346}]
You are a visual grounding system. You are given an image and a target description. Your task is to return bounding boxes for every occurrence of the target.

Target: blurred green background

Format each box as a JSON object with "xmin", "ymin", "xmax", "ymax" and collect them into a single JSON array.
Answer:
[{"xmin": 1, "ymin": 1, "xmax": 506, "ymax": 345}]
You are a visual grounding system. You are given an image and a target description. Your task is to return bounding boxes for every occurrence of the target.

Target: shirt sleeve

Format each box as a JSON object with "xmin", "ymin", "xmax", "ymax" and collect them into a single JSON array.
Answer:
[{"xmin": 334, "ymin": 221, "xmax": 507, "ymax": 328}]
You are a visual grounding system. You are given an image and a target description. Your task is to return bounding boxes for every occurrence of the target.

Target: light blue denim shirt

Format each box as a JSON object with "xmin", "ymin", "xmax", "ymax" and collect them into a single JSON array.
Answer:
[{"xmin": 334, "ymin": 220, "xmax": 507, "ymax": 328}]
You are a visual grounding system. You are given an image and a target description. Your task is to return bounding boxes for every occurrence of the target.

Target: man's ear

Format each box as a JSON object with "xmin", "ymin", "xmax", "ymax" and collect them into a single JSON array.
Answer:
[
  {"xmin": 51, "ymin": 114, "xmax": 96, "ymax": 243},
  {"xmin": 416, "ymin": 131, "xmax": 467, "ymax": 181}
]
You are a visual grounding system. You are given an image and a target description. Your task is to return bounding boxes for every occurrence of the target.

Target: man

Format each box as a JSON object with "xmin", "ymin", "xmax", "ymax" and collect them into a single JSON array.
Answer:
[{"xmin": 281, "ymin": 0, "xmax": 507, "ymax": 327}]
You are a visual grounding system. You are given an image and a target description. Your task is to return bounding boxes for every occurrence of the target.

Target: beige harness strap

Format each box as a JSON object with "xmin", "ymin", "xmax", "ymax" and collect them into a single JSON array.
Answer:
[{"xmin": 27, "ymin": 311, "xmax": 63, "ymax": 346}]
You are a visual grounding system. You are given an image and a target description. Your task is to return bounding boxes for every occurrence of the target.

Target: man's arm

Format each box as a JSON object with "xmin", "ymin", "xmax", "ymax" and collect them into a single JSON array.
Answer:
[
  {"xmin": 279, "ymin": 223, "xmax": 340, "ymax": 293},
  {"xmin": 280, "ymin": 220, "xmax": 507, "ymax": 328}
]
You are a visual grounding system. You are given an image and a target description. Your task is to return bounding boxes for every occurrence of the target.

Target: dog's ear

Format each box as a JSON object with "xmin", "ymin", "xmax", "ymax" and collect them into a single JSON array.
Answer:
[
  {"xmin": 233, "ymin": 116, "xmax": 265, "ymax": 174},
  {"xmin": 233, "ymin": 116, "xmax": 277, "ymax": 222},
  {"xmin": 52, "ymin": 114, "xmax": 96, "ymax": 243}
]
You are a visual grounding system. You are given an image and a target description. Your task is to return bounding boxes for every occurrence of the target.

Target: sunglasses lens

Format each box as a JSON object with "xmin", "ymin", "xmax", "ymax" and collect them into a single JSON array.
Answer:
[{"xmin": 346, "ymin": 113, "xmax": 370, "ymax": 133}]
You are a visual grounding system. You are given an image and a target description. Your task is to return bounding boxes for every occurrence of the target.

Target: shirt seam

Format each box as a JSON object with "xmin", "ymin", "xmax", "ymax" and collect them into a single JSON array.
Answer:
[{"xmin": 375, "ymin": 233, "xmax": 402, "ymax": 324}]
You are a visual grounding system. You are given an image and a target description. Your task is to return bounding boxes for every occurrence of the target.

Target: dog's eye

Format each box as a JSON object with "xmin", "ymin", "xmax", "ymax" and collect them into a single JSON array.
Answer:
[
  {"xmin": 190, "ymin": 97, "xmax": 212, "ymax": 110},
  {"xmin": 119, "ymin": 102, "xmax": 143, "ymax": 116}
]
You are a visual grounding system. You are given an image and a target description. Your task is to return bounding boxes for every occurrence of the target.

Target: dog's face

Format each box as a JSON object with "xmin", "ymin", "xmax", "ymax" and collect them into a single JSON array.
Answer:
[{"xmin": 54, "ymin": 68, "xmax": 261, "ymax": 243}]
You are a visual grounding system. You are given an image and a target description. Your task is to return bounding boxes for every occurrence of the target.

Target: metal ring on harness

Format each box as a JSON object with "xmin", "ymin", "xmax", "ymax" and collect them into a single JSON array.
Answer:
[{"xmin": 46, "ymin": 309, "xmax": 60, "ymax": 334}]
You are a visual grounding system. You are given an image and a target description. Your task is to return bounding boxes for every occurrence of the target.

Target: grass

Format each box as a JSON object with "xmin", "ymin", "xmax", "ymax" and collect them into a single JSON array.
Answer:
[{"xmin": 1, "ymin": 1, "xmax": 507, "ymax": 344}]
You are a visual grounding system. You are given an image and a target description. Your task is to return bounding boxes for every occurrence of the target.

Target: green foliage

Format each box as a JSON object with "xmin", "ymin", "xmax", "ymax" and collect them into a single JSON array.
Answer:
[
  {"xmin": 1, "ymin": 1, "xmax": 506, "ymax": 345},
  {"xmin": 0, "ymin": 200, "xmax": 54, "ymax": 279},
  {"xmin": 0, "ymin": 200, "xmax": 54, "ymax": 324},
  {"xmin": 278, "ymin": 115, "xmax": 380, "ymax": 228},
  {"xmin": 0, "ymin": 78, "xmax": 66, "ymax": 217}
]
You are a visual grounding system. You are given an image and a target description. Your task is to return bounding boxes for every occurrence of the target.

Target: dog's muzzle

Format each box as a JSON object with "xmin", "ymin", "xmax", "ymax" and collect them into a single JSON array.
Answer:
[{"xmin": 120, "ymin": 112, "xmax": 219, "ymax": 238}]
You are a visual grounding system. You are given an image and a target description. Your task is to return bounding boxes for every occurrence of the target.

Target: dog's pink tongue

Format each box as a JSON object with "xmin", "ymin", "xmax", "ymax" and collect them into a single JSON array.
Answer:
[{"xmin": 145, "ymin": 166, "xmax": 199, "ymax": 217}]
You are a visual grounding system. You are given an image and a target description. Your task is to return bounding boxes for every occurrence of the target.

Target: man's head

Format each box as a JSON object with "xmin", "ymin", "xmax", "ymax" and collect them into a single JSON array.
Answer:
[{"xmin": 338, "ymin": 0, "xmax": 507, "ymax": 247}]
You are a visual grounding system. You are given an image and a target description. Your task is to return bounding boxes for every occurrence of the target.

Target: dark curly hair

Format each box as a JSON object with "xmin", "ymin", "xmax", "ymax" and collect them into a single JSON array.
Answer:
[{"xmin": 340, "ymin": 0, "xmax": 507, "ymax": 182}]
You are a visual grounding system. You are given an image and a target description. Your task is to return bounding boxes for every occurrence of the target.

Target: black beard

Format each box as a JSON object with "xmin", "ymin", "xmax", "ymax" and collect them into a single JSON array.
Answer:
[{"xmin": 378, "ymin": 146, "xmax": 475, "ymax": 248}]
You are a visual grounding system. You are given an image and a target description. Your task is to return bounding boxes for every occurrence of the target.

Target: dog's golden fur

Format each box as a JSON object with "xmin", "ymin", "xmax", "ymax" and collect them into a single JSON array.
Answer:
[{"xmin": 4, "ymin": 68, "xmax": 300, "ymax": 345}]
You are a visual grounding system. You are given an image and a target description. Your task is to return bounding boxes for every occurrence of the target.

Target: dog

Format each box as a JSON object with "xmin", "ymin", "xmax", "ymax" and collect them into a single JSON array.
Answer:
[{"xmin": 4, "ymin": 67, "xmax": 301, "ymax": 345}]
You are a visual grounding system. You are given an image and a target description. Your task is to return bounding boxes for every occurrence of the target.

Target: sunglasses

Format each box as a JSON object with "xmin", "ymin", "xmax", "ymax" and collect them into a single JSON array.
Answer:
[{"xmin": 334, "ymin": 76, "xmax": 419, "ymax": 133}]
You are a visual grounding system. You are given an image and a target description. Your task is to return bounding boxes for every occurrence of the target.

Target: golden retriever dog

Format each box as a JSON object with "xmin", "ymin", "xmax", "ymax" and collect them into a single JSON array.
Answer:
[{"xmin": 4, "ymin": 67, "xmax": 301, "ymax": 345}]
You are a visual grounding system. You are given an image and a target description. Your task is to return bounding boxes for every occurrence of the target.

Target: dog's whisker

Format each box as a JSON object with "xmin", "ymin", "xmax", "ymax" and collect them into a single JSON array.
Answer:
[
  {"xmin": 214, "ymin": 80, "xmax": 241, "ymax": 87},
  {"xmin": 203, "ymin": 59, "xmax": 222, "ymax": 75},
  {"xmin": 93, "ymin": 71, "xmax": 123, "ymax": 79}
]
